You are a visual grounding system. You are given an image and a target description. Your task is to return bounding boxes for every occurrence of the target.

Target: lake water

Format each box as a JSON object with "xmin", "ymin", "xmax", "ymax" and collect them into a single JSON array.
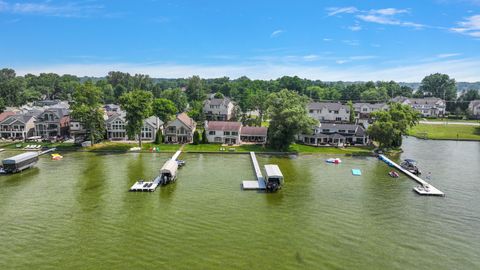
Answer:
[{"xmin": 0, "ymin": 137, "xmax": 479, "ymax": 269}]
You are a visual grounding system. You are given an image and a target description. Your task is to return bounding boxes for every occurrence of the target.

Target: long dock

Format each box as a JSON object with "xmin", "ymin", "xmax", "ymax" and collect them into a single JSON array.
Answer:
[
  {"xmin": 129, "ymin": 150, "xmax": 182, "ymax": 192},
  {"xmin": 378, "ymin": 154, "xmax": 444, "ymax": 197},
  {"xmin": 242, "ymin": 152, "xmax": 266, "ymax": 190}
]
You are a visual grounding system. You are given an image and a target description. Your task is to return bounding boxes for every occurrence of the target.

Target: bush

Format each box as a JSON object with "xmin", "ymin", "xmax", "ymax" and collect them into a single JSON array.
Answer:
[
  {"xmin": 201, "ymin": 129, "xmax": 208, "ymax": 144},
  {"xmin": 155, "ymin": 129, "xmax": 163, "ymax": 144},
  {"xmin": 193, "ymin": 130, "xmax": 200, "ymax": 145}
]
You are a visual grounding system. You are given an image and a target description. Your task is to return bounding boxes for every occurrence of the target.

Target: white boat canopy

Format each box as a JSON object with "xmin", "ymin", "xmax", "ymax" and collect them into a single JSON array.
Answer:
[
  {"xmin": 160, "ymin": 159, "xmax": 178, "ymax": 176},
  {"xmin": 2, "ymin": 152, "xmax": 39, "ymax": 164},
  {"xmin": 264, "ymin": 164, "xmax": 284, "ymax": 184}
]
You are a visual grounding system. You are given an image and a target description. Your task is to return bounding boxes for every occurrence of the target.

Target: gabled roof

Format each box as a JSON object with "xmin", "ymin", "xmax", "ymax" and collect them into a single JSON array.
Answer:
[
  {"xmin": 144, "ymin": 116, "xmax": 164, "ymax": 129},
  {"xmin": 206, "ymin": 121, "xmax": 241, "ymax": 131},
  {"xmin": 353, "ymin": 103, "xmax": 388, "ymax": 110},
  {"xmin": 175, "ymin": 113, "xmax": 196, "ymax": 129},
  {"xmin": 240, "ymin": 126, "xmax": 268, "ymax": 136},
  {"xmin": 0, "ymin": 111, "xmax": 15, "ymax": 122},
  {"xmin": 469, "ymin": 100, "xmax": 480, "ymax": 108},
  {"xmin": 0, "ymin": 114, "xmax": 35, "ymax": 125},
  {"xmin": 308, "ymin": 102, "xmax": 349, "ymax": 111},
  {"xmin": 205, "ymin": 97, "xmax": 232, "ymax": 107}
]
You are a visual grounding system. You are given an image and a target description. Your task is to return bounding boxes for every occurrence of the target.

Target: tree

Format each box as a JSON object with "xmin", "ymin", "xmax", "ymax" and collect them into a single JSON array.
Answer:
[
  {"xmin": 267, "ymin": 89, "xmax": 317, "ymax": 151},
  {"xmin": 418, "ymin": 73, "xmax": 457, "ymax": 106},
  {"xmin": 155, "ymin": 129, "xmax": 163, "ymax": 144},
  {"xmin": 186, "ymin": 75, "xmax": 205, "ymax": 102},
  {"xmin": 160, "ymin": 88, "xmax": 188, "ymax": 112},
  {"xmin": 0, "ymin": 97, "xmax": 5, "ymax": 113},
  {"xmin": 368, "ymin": 103, "xmax": 420, "ymax": 148},
  {"xmin": 70, "ymin": 82, "xmax": 106, "ymax": 145},
  {"xmin": 251, "ymin": 89, "xmax": 269, "ymax": 126},
  {"xmin": 152, "ymin": 98, "xmax": 177, "ymax": 123},
  {"xmin": 214, "ymin": 92, "xmax": 224, "ymax": 99},
  {"xmin": 201, "ymin": 129, "xmax": 208, "ymax": 144},
  {"xmin": 347, "ymin": 101, "xmax": 355, "ymax": 123},
  {"xmin": 119, "ymin": 90, "xmax": 153, "ymax": 147},
  {"xmin": 192, "ymin": 130, "xmax": 200, "ymax": 145}
]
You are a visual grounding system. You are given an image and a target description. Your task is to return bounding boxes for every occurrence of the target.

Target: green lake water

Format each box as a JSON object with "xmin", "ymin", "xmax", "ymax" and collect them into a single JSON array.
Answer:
[{"xmin": 0, "ymin": 137, "xmax": 479, "ymax": 269}]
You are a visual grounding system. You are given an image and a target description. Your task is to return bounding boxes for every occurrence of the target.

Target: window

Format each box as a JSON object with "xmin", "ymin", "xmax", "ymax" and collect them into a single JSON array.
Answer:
[
  {"xmin": 224, "ymin": 131, "xmax": 231, "ymax": 136},
  {"xmin": 322, "ymin": 129, "xmax": 330, "ymax": 132},
  {"xmin": 338, "ymin": 129, "xmax": 346, "ymax": 133},
  {"xmin": 309, "ymin": 110, "xmax": 314, "ymax": 113},
  {"xmin": 335, "ymin": 117, "xmax": 342, "ymax": 121},
  {"xmin": 232, "ymin": 131, "xmax": 238, "ymax": 136},
  {"xmin": 334, "ymin": 111, "xmax": 339, "ymax": 114},
  {"xmin": 209, "ymin": 131, "xmax": 216, "ymax": 135},
  {"xmin": 362, "ymin": 108, "xmax": 368, "ymax": 112},
  {"xmin": 348, "ymin": 130, "xmax": 355, "ymax": 133}
]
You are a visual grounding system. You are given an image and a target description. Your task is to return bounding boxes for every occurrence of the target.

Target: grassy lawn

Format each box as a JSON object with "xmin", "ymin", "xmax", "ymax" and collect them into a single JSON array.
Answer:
[
  {"xmin": 408, "ymin": 123, "xmax": 480, "ymax": 141},
  {"xmin": 421, "ymin": 118, "xmax": 480, "ymax": 124},
  {"xmin": 3, "ymin": 141, "xmax": 77, "ymax": 150},
  {"xmin": 183, "ymin": 143, "xmax": 373, "ymax": 155}
]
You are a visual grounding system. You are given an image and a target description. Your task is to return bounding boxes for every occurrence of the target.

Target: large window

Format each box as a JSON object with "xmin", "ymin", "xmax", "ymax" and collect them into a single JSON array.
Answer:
[
  {"xmin": 209, "ymin": 131, "xmax": 216, "ymax": 135},
  {"xmin": 112, "ymin": 120, "xmax": 125, "ymax": 130},
  {"xmin": 231, "ymin": 131, "xmax": 238, "ymax": 136}
]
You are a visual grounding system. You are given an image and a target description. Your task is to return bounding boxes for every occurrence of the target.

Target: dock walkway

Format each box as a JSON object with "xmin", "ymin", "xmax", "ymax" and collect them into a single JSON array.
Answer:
[
  {"xmin": 242, "ymin": 152, "xmax": 266, "ymax": 190},
  {"xmin": 129, "ymin": 150, "xmax": 182, "ymax": 192},
  {"xmin": 378, "ymin": 154, "xmax": 444, "ymax": 196}
]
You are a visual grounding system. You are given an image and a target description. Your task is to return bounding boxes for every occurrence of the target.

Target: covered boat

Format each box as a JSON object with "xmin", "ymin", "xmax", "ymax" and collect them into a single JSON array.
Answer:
[
  {"xmin": 264, "ymin": 164, "xmax": 284, "ymax": 192},
  {"xmin": 400, "ymin": 159, "xmax": 421, "ymax": 175},
  {"xmin": 2, "ymin": 152, "xmax": 39, "ymax": 173},
  {"xmin": 159, "ymin": 159, "xmax": 178, "ymax": 185}
]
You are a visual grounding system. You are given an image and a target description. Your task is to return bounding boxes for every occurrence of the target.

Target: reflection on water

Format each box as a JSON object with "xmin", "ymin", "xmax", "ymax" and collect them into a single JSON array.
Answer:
[{"xmin": 0, "ymin": 138, "xmax": 479, "ymax": 269}]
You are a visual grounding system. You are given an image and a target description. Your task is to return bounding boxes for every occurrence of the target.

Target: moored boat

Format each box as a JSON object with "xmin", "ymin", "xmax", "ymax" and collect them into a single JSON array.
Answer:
[
  {"xmin": 389, "ymin": 171, "xmax": 400, "ymax": 178},
  {"xmin": 2, "ymin": 152, "xmax": 39, "ymax": 174},
  {"xmin": 326, "ymin": 158, "xmax": 342, "ymax": 164},
  {"xmin": 400, "ymin": 159, "xmax": 421, "ymax": 175}
]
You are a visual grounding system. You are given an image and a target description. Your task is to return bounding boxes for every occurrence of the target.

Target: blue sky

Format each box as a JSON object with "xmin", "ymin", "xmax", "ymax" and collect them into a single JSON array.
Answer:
[{"xmin": 1, "ymin": 0, "xmax": 480, "ymax": 81}]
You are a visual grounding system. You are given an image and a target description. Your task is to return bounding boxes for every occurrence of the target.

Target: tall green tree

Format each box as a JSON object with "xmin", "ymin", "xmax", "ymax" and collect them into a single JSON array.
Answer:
[
  {"xmin": 0, "ymin": 97, "xmax": 5, "ymax": 113},
  {"xmin": 192, "ymin": 130, "xmax": 200, "ymax": 145},
  {"xmin": 70, "ymin": 82, "xmax": 106, "ymax": 145},
  {"xmin": 347, "ymin": 101, "xmax": 355, "ymax": 123},
  {"xmin": 267, "ymin": 89, "xmax": 317, "ymax": 151},
  {"xmin": 119, "ymin": 90, "xmax": 153, "ymax": 147},
  {"xmin": 152, "ymin": 98, "xmax": 177, "ymax": 123},
  {"xmin": 368, "ymin": 103, "xmax": 420, "ymax": 148},
  {"xmin": 418, "ymin": 73, "xmax": 457, "ymax": 102},
  {"xmin": 160, "ymin": 88, "xmax": 188, "ymax": 112},
  {"xmin": 201, "ymin": 129, "xmax": 208, "ymax": 144},
  {"xmin": 186, "ymin": 75, "xmax": 205, "ymax": 102}
]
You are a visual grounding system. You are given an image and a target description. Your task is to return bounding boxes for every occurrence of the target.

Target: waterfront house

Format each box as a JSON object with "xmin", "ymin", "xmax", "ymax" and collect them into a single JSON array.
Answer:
[
  {"xmin": 203, "ymin": 97, "xmax": 235, "ymax": 121},
  {"xmin": 298, "ymin": 122, "xmax": 369, "ymax": 146},
  {"xmin": 468, "ymin": 100, "xmax": 480, "ymax": 119},
  {"xmin": 34, "ymin": 108, "xmax": 70, "ymax": 138},
  {"xmin": 106, "ymin": 112, "xmax": 163, "ymax": 141},
  {"xmin": 308, "ymin": 102, "xmax": 350, "ymax": 122},
  {"xmin": 240, "ymin": 126, "xmax": 268, "ymax": 144},
  {"xmin": 165, "ymin": 113, "xmax": 196, "ymax": 143},
  {"xmin": 392, "ymin": 96, "xmax": 446, "ymax": 117},
  {"xmin": 204, "ymin": 121, "xmax": 241, "ymax": 144},
  {"xmin": 0, "ymin": 112, "xmax": 38, "ymax": 140},
  {"xmin": 353, "ymin": 102, "xmax": 389, "ymax": 128}
]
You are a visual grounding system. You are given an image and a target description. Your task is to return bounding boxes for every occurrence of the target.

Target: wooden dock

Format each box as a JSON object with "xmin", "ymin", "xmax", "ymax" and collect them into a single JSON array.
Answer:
[
  {"xmin": 129, "ymin": 150, "xmax": 182, "ymax": 192},
  {"xmin": 378, "ymin": 154, "xmax": 445, "ymax": 197},
  {"xmin": 242, "ymin": 152, "xmax": 266, "ymax": 190}
]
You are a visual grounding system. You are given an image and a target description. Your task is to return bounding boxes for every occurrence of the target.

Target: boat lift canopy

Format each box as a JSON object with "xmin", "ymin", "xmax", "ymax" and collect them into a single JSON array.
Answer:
[
  {"xmin": 264, "ymin": 164, "xmax": 284, "ymax": 185},
  {"xmin": 160, "ymin": 159, "xmax": 178, "ymax": 176},
  {"xmin": 2, "ymin": 152, "xmax": 38, "ymax": 165}
]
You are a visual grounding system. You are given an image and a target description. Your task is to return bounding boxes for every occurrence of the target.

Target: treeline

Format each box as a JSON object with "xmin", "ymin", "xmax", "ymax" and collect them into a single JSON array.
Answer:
[{"xmin": 1, "ymin": 68, "xmax": 479, "ymax": 117}]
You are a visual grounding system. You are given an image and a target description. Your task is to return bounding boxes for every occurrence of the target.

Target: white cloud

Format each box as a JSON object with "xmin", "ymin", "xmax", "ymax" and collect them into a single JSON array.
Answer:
[
  {"xmin": 348, "ymin": 25, "xmax": 362, "ymax": 31},
  {"xmin": 323, "ymin": 38, "xmax": 333, "ymax": 41},
  {"xmin": 370, "ymin": 8, "xmax": 408, "ymax": 16},
  {"xmin": 11, "ymin": 58, "xmax": 480, "ymax": 82},
  {"xmin": 451, "ymin": 14, "xmax": 480, "ymax": 37},
  {"xmin": 270, "ymin": 29, "xmax": 284, "ymax": 38},
  {"xmin": 326, "ymin": 6, "xmax": 358, "ymax": 16},
  {"xmin": 0, "ymin": 1, "xmax": 104, "ymax": 18},
  {"xmin": 303, "ymin": 54, "xmax": 319, "ymax": 61},
  {"xmin": 342, "ymin": 40, "xmax": 360, "ymax": 46},
  {"xmin": 437, "ymin": 53, "xmax": 461, "ymax": 58}
]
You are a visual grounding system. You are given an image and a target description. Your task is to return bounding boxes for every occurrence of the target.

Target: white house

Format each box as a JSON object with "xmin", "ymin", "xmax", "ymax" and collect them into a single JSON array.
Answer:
[
  {"xmin": 308, "ymin": 102, "xmax": 350, "ymax": 122},
  {"xmin": 165, "ymin": 113, "xmax": 196, "ymax": 143},
  {"xmin": 203, "ymin": 97, "xmax": 235, "ymax": 121},
  {"xmin": 298, "ymin": 122, "xmax": 369, "ymax": 146},
  {"xmin": 204, "ymin": 121, "xmax": 241, "ymax": 144},
  {"xmin": 392, "ymin": 96, "xmax": 446, "ymax": 117},
  {"xmin": 106, "ymin": 112, "xmax": 163, "ymax": 141},
  {"xmin": 468, "ymin": 100, "xmax": 480, "ymax": 119}
]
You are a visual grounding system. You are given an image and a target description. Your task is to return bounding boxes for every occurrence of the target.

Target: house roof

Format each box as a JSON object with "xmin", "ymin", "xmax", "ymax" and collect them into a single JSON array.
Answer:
[
  {"xmin": 0, "ymin": 111, "xmax": 15, "ymax": 122},
  {"xmin": 319, "ymin": 122, "xmax": 358, "ymax": 130},
  {"xmin": 469, "ymin": 100, "xmax": 480, "ymax": 108},
  {"xmin": 205, "ymin": 97, "xmax": 232, "ymax": 106},
  {"xmin": 0, "ymin": 114, "xmax": 35, "ymax": 125},
  {"xmin": 206, "ymin": 121, "xmax": 241, "ymax": 131},
  {"xmin": 144, "ymin": 116, "xmax": 164, "ymax": 129},
  {"xmin": 308, "ymin": 102, "xmax": 349, "ymax": 111},
  {"xmin": 392, "ymin": 96, "xmax": 444, "ymax": 106},
  {"xmin": 240, "ymin": 126, "xmax": 268, "ymax": 136},
  {"xmin": 176, "ymin": 112, "xmax": 195, "ymax": 129},
  {"xmin": 353, "ymin": 103, "xmax": 387, "ymax": 110}
]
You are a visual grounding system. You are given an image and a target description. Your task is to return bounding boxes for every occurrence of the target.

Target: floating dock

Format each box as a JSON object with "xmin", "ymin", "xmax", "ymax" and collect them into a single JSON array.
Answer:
[
  {"xmin": 378, "ymin": 154, "xmax": 444, "ymax": 197},
  {"xmin": 129, "ymin": 150, "xmax": 182, "ymax": 192},
  {"xmin": 242, "ymin": 152, "xmax": 266, "ymax": 190},
  {"xmin": 0, "ymin": 149, "xmax": 4, "ymax": 152}
]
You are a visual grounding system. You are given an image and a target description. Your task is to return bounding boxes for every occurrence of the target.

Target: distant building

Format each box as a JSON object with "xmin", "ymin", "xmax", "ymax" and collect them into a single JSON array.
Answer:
[
  {"xmin": 204, "ymin": 121, "xmax": 241, "ymax": 144},
  {"xmin": 353, "ymin": 103, "xmax": 389, "ymax": 128},
  {"xmin": 308, "ymin": 102, "xmax": 350, "ymax": 122},
  {"xmin": 468, "ymin": 100, "xmax": 480, "ymax": 119},
  {"xmin": 203, "ymin": 97, "xmax": 235, "ymax": 121},
  {"xmin": 240, "ymin": 126, "xmax": 268, "ymax": 144},
  {"xmin": 392, "ymin": 96, "xmax": 446, "ymax": 117},
  {"xmin": 298, "ymin": 122, "xmax": 369, "ymax": 146},
  {"xmin": 165, "ymin": 113, "xmax": 196, "ymax": 143},
  {"xmin": 35, "ymin": 108, "xmax": 70, "ymax": 138},
  {"xmin": 106, "ymin": 112, "xmax": 163, "ymax": 141},
  {"xmin": 0, "ymin": 112, "xmax": 38, "ymax": 140}
]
